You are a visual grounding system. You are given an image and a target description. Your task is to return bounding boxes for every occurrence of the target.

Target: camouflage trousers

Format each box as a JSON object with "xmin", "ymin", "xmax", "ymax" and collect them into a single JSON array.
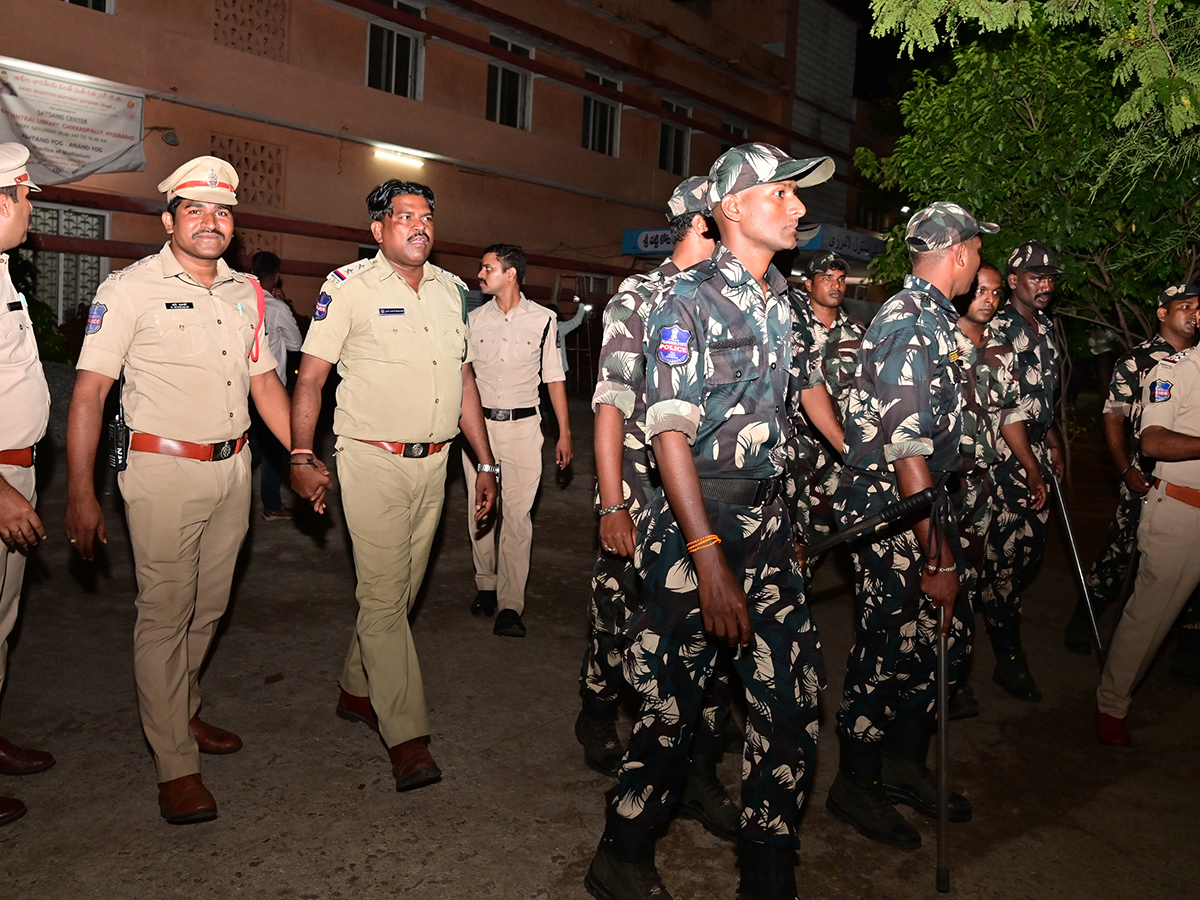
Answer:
[
  {"xmin": 785, "ymin": 436, "xmax": 840, "ymax": 546},
  {"xmin": 979, "ymin": 451, "xmax": 1050, "ymax": 644},
  {"xmin": 836, "ymin": 489, "xmax": 972, "ymax": 744},
  {"xmin": 612, "ymin": 492, "xmax": 824, "ymax": 850},
  {"xmin": 955, "ymin": 468, "xmax": 996, "ymax": 615}
]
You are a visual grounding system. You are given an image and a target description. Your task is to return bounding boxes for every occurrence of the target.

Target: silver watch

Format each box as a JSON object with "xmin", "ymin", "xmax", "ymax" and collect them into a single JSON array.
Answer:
[{"xmin": 477, "ymin": 462, "xmax": 501, "ymax": 475}]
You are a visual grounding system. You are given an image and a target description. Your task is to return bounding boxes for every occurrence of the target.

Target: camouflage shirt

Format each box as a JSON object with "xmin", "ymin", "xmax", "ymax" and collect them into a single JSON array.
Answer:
[
  {"xmin": 592, "ymin": 260, "xmax": 681, "ymax": 454},
  {"xmin": 644, "ymin": 244, "xmax": 792, "ymax": 480},
  {"xmin": 1102, "ymin": 334, "xmax": 1176, "ymax": 464},
  {"xmin": 788, "ymin": 292, "xmax": 865, "ymax": 460},
  {"xmin": 989, "ymin": 304, "xmax": 1060, "ymax": 445},
  {"xmin": 842, "ymin": 274, "xmax": 964, "ymax": 479},
  {"xmin": 954, "ymin": 325, "xmax": 1026, "ymax": 472}
]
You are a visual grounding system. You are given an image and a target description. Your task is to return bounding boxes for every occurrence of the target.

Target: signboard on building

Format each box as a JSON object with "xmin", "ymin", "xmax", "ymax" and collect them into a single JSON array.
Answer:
[
  {"xmin": 0, "ymin": 57, "xmax": 145, "ymax": 186},
  {"xmin": 797, "ymin": 224, "xmax": 885, "ymax": 261},
  {"xmin": 622, "ymin": 228, "xmax": 673, "ymax": 256}
]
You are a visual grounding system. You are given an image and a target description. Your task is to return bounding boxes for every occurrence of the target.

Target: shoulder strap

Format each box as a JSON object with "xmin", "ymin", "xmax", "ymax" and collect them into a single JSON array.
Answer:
[
  {"xmin": 249, "ymin": 276, "xmax": 266, "ymax": 362},
  {"xmin": 539, "ymin": 315, "xmax": 553, "ymax": 383}
]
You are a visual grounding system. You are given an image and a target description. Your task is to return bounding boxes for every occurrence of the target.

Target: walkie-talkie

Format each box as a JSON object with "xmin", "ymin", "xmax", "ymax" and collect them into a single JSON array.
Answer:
[{"xmin": 107, "ymin": 370, "xmax": 130, "ymax": 471}]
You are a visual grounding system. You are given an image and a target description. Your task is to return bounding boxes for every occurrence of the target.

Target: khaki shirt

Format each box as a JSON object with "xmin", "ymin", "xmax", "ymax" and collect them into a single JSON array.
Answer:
[
  {"xmin": 76, "ymin": 244, "xmax": 277, "ymax": 443},
  {"xmin": 1143, "ymin": 347, "xmax": 1200, "ymax": 490},
  {"xmin": 470, "ymin": 294, "xmax": 564, "ymax": 410},
  {"xmin": 0, "ymin": 254, "xmax": 50, "ymax": 451},
  {"xmin": 301, "ymin": 253, "xmax": 471, "ymax": 443}
]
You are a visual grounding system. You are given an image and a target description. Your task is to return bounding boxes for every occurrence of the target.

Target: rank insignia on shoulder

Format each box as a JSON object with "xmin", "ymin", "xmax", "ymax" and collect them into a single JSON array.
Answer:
[
  {"xmin": 85, "ymin": 302, "xmax": 107, "ymax": 335},
  {"xmin": 314, "ymin": 292, "xmax": 333, "ymax": 321},
  {"xmin": 378, "ymin": 307, "xmax": 405, "ymax": 316},
  {"xmin": 1150, "ymin": 379, "xmax": 1173, "ymax": 403},
  {"xmin": 658, "ymin": 325, "xmax": 691, "ymax": 366},
  {"xmin": 949, "ymin": 349, "xmax": 960, "ymax": 363}
]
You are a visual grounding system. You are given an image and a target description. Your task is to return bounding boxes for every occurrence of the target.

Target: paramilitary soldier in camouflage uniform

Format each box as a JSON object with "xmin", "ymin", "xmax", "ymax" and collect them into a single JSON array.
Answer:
[
  {"xmin": 579, "ymin": 176, "xmax": 740, "ymax": 843},
  {"xmin": 828, "ymin": 202, "xmax": 994, "ymax": 851},
  {"xmin": 979, "ymin": 241, "xmax": 1066, "ymax": 702},
  {"xmin": 1065, "ymin": 283, "xmax": 1200, "ymax": 660},
  {"xmin": 948, "ymin": 260, "xmax": 1045, "ymax": 719},
  {"xmin": 785, "ymin": 251, "xmax": 864, "ymax": 549},
  {"xmin": 585, "ymin": 143, "xmax": 833, "ymax": 900}
]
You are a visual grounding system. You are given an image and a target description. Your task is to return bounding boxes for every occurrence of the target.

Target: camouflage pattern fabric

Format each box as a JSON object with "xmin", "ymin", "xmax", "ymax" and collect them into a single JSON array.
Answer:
[
  {"xmin": 903, "ymin": 201, "xmax": 998, "ymax": 252},
  {"xmin": 953, "ymin": 326, "xmax": 1025, "ymax": 473},
  {"xmin": 609, "ymin": 243, "xmax": 824, "ymax": 850},
  {"xmin": 955, "ymin": 469, "xmax": 995, "ymax": 614},
  {"xmin": 834, "ymin": 275, "xmax": 967, "ymax": 742},
  {"xmin": 784, "ymin": 293, "xmax": 865, "ymax": 544},
  {"xmin": 989, "ymin": 304, "xmax": 1060, "ymax": 447},
  {"xmin": 1085, "ymin": 336, "xmax": 1175, "ymax": 607},
  {"xmin": 705, "ymin": 142, "xmax": 833, "ymax": 210},
  {"xmin": 617, "ymin": 493, "xmax": 822, "ymax": 850}
]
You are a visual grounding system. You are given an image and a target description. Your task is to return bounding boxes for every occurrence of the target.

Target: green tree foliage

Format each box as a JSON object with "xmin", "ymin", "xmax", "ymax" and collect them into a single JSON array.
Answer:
[{"xmin": 855, "ymin": 29, "xmax": 1200, "ymax": 351}]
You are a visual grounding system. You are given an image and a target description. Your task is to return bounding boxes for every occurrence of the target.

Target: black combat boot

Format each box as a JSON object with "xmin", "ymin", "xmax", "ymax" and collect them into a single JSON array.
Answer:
[
  {"xmin": 736, "ymin": 840, "xmax": 797, "ymax": 900},
  {"xmin": 880, "ymin": 714, "xmax": 971, "ymax": 822},
  {"xmin": 585, "ymin": 809, "xmax": 673, "ymax": 900},
  {"xmin": 678, "ymin": 726, "xmax": 739, "ymax": 842},
  {"xmin": 825, "ymin": 739, "xmax": 920, "ymax": 849},
  {"xmin": 576, "ymin": 693, "xmax": 624, "ymax": 777},
  {"xmin": 990, "ymin": 620, "xmax": 1041, "ymax": 701}
]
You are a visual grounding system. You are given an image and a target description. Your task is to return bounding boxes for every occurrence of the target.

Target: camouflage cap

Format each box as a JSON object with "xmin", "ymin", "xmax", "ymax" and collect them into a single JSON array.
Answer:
[
  {"xmin": 904, "ymin": 201, "xmax": 998, "ymax": 252},
  {"xmin": 666, "ymin": 176, "xmax": 709, "ymax": 219},
  {"xmin": 806, "ymin": 250, "xmax": 848, "ymax": 277},
  {"xmin": 1158, "ymin": 282, "xmax": 1200, "ymax": 307},
  {"xmin": 1007, "ymin": 240, "xmax": 1064, "ymax": 276},
  {"xmin": 705, "ymin": 142, "xmax": 834, "ymax": 209}
]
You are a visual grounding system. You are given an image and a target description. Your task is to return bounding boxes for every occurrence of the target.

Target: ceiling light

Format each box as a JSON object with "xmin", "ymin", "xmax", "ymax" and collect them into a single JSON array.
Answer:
[{"xmin": 374, "ymin": 149, "xmax": 425, "ymax": 167}]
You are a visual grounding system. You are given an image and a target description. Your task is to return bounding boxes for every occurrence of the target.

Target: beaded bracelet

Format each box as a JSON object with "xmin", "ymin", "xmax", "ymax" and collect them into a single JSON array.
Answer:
[
  {"xmin": 925, "ymin": 563, "xmax": 957, "ymax": 574},
  {"xmin": 598, "ymin": 502, "xmax": 628, "ymax": 516},
  {"xmin": 686, "ymin": 534, "xmax": 722, "ymax": 554}
]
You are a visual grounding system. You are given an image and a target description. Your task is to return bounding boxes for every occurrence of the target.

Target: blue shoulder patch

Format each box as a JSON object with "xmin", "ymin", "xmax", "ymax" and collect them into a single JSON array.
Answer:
[
  {"xmin": 1150, "ymin": 380, "xmax": 1173, "ymax": 403},
  {"xmin": 313, "ymin": 292, "xmax": 333, "ymax": 321},
  {"xmin": 85, "ymin": 302, "xmax": 107, "ymax": 335},
  {"xmin": 658, "ymin": 325, "xmax": 692, "ymax": 366}
]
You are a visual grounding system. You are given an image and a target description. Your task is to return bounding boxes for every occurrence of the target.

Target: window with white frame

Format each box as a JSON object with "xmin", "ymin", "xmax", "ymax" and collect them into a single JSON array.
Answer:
[
  {"xmin": 582, "ymin": 72, "xmax": 620, "ymax": 156},
  {"xmin": 487, "ymin": 36, "xmax": 533, "ymax": 130},
  {"xmin": 63, "ymin": 0, "xmax": 112, "ymax": 11},
  {"xmin": 659, "ymin": 101, "xmax": 690, "ymax": 175},
  {"xmin": 366, "ymin": 2, "xmax": 424, "ymax": 99},
  {"xmin": 18, "ymin": 204, "xmax": 110, "ymax": 325}
]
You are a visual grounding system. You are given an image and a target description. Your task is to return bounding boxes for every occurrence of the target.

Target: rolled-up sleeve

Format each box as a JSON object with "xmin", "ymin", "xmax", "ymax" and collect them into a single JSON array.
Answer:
[
  {"xmin": 644, "ymin": 295, "xmax": 703, "ymax": 444},
  {"xmin": 591, "ymin": 290, "xmax": 645, "ymax": 418}
]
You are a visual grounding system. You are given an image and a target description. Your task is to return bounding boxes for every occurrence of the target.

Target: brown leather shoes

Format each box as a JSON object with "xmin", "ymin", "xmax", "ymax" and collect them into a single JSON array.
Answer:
[
  {"xmin": 389, "ymin": 736, "xmax": 441, "ymax": 792},
  {"xmin": 157, "ymin": 774, "xmax": 217, "ymax": 824},
  {"xmin": 0, "ymin": 735, "xmax": 55, "ymax": 775},
  {"xmin": 0, "ymin": 796, "xmax": 27, "ymax": 826},
  {"xmin": 336, "ymin": 688, "xmax": 379, "ymax": 732},
  {"xmin": 1097, "ymin": 711, "xmax": 1133, "ymax": 747},
  {"xmin": 190, "ymin": 716, "xmax": 243, "ymax": 754}
]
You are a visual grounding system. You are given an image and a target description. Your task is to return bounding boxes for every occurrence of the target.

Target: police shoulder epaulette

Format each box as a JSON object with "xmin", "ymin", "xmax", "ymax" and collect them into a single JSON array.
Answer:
[
  {"xmin": 1160, "ymin": 347, "xmax": 1193, "ymax": 367},
  {"xmin": 618, "ymin": 273, "xmax": 649, "ymax": 293},
  {"xmin": 326, "ymin": 257, "xmax": 373, "ymax": 285},
  {"xmin": 106, "ymin": 254, "xmax": 158, "ymax": 281},
  {"xmin": 427, "ymin": 263, "xmax": 467, "ymax": 291}
]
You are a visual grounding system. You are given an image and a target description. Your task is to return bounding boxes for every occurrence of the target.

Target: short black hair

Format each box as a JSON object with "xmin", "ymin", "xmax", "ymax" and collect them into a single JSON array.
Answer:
[
  {"xmin": 252, "ymin": 251, "xmax": 281, "ymax": 280},
  {"xmin": 484, "ymin": 243, "xmax": 526, "ymax": 284},
  {"xmin": 952, "ymin": 259, "xmax": 1001, "ymax": 316},
  {"xmin": 0, "ymin": 185, "xmax": 18, "ymax": 203},
  {"xmin": 668, "ymin": 211, "xmax": 716, "ymax": 245},
  {"xmin": 366, "ymin": 180, "xmax": 436, "ymax": 221}
]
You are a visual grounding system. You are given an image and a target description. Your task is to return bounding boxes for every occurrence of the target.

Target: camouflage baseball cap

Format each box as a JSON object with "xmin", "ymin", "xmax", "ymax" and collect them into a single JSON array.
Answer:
[
  {"xmin": 666, "ymin": 176, "xmax": 709, "ymax": 219},
  {"xmin": 904, "ymin": 202, "xmax": 999, "ymax": 252},
  {"xmin": 1158, "ymin": 282, "xmax": 1200, "ymax": 307},
  {"xmin": 706, "ymin": 143, "xmax": 834, "ymax": 209},
  {"xmin": 1007, "ymin": 240, "xmax": 1064, "ymax": 276},
  {"xmin": 806, "ymin": 250, "xmax": 848, "ymax": 277}
]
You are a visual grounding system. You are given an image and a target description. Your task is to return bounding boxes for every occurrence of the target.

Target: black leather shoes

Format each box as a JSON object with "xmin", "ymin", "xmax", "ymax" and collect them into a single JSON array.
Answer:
[
  {"xmin": 493, "ymin": 608, "xmax": 526, "ymax": 637},
  {"xmin": 470, "ymin": 590, "xmax": 498, "ymax": 617}
]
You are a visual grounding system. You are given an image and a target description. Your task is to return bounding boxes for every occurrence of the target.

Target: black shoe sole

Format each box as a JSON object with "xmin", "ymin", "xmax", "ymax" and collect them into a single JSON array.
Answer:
[
  {"xmin": 677, "ymin": 800, "xmax": 739, "ymax": 842},
  {"xmin": 574, "ymin": 718, "xmax": 622, "ymax": 778},
  {"xmin": 335, "ymin": 706, "xmax": 380, "ymax": 733},
  {"xmin": 470, "ymin": 603, "xmax": 497, "ymax": 618},
  {"xmin": 825, "ymin": 794, "xmax": 921, "ymax": 849},
  {"xmin": 395, "ymin": 766, "xmax": 442, "ymax": 792},
  {"xmin": 162, "ymin": 807, "xmax": 218, "ymax": 825},
  {"xmin": 884, "ymin": 784, "xmax": 972, "ymax": 822}
]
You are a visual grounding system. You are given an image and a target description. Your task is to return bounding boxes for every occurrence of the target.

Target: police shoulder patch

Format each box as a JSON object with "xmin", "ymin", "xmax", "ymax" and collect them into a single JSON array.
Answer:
[
  {"xmin": 1149, "ymin": 380, "xmax": 1173, "ymax": 403},
  {"xmin": 658, "ymin": 325, "xmax": 692, "ymax": 366},
  {"xmin": 85, "ymin": 302, "xmax": 107, "ymax": 335},
  {"xmin": 313, "ymin": 292, "xmax": 333, "ymax": 321}
]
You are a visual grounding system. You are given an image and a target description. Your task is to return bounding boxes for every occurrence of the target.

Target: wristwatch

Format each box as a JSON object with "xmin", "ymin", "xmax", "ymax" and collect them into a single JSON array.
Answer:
[{"xmin": 477, "ymin": 462, "xmax": 501, "ymax": 475}]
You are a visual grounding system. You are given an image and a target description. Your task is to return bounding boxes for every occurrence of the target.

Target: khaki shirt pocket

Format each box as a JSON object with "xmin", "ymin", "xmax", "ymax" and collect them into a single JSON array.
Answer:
[
  {"xmin": 153, "ymin": 310, "xmax": 208, "ymax": 359},
  {"xmin": 0, "ymin": 304, "xmax": 37, "ymax": 364},
  {"xmin": 368, "ymin": 313, "xmax": 417, "ymax": 361},
  {"xmin": 439, "ymin": 313, "xmax": 468, "ymax": 362}
]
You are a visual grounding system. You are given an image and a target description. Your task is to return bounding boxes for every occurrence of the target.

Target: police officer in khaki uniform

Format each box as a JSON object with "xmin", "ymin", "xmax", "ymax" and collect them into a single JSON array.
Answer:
[
  {"xmin": 66, "ymin": 156, "xmax": 297, "ymax": 824},
  {"xmin": 0, "ymin": 143, "xmax": 54, "ymax": 827},
  {"xmin": 290, "ymin": 180, "xmax": 497, "ymax": 793},
  {"xmin": 463, "ymin": 244, "xmax": 570, "ymax": 638},
  {"xmin": 1097, "ymin": 287, "xmax": 1200, "ymax": 746}
]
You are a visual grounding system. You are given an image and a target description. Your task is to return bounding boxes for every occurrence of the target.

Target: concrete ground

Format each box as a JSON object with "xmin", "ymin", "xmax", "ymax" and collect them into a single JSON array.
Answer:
[{"xmin": 1, "ymin": 391, "xmax": 1197, "ymax": 899}]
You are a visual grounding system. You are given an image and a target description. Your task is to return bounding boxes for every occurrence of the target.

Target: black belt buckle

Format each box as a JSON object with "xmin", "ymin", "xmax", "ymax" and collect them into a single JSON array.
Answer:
[
  {"xmin": 753, "ymin": 477, "xmax": 779, "ymax": 506},
  {"xmin": 486, "ymin": 407, "xmax": 512, "ymax": 422},
  {"xmin": 212, "ymin": 438, "xmax": 238, "ymax": 461}
]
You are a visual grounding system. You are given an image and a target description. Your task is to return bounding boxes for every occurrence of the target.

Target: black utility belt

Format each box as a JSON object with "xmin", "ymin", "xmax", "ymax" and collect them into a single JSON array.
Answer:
[
  {"xmin": 483, "ymin": 406, "xmax": 537, "ymax": 422},
  {"xmin": 699, "ymin": 475, "xmax": 782, "ymax": 507}
]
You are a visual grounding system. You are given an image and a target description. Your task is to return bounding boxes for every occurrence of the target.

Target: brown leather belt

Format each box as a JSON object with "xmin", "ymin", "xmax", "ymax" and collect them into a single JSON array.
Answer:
[
  {"xmin": 0, "ymin": 447, "xmax": 35, "ymax": 467},
  {"xmin": 355, "ymin": 439, "xmax": 448, "ymax": 459},
  {"xmin": 130, "ymin": 432, "xmax": 248, "ymax": 461},
  {"xmin": 1154, "ymin": 478, "xmax": 1200, "ymax": 510}
]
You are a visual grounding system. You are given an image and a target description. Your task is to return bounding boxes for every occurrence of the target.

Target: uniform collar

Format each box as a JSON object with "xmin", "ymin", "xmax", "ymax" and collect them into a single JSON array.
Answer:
[
  {"xmin": 373, "ymin": 250, "xmax": 434, "ymax": 288},
  {"xmin": 712, "ymin": 243, "xmax": 787, "ymax": 297},
  {"xmin": 902, "ymin": 274, "xmax": 956, "ymax": 318},
  {"xmin": 158, "ymin": 242, "xmax": 241, "ymax": 286}
]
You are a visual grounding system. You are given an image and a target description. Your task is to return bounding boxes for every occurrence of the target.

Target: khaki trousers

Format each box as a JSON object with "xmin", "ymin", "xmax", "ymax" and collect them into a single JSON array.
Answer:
[
  {"xmin": 0, "ymin": 464, "xmax": 36, "ymax": 702},
  {"xmin": 462, "ymin": 416, "xmax": 544, "ymax": 614},
  {"xmin": 337, "ymin": 439, "xmax": 448, "ymax": 748},
  {"xmin": 1098, "ymin": 483, "xmax": 1200, "ymax": 718},
  {"xmin": 120, "ymin": 449, "xmax": 250, "ymax": 782}
]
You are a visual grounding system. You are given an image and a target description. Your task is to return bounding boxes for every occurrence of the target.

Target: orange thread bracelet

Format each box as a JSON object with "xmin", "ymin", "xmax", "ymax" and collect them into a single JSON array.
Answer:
[{"xmin": 686, "ymin": 534, "xmax": 722, "ymax": 554}]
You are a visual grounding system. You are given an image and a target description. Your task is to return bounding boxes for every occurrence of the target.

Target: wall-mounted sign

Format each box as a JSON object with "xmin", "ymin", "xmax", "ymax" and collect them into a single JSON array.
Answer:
[
  {"xmin": 0, "ymin": 57, "xmax": 145, "ymax": 186},
  {"xmin": 797, "ymin": 224, "xmax": 885, "ymax": 261},
  {"xmin": 622, "ymin": 228, "xmax": 674, "ymax": 256}
]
